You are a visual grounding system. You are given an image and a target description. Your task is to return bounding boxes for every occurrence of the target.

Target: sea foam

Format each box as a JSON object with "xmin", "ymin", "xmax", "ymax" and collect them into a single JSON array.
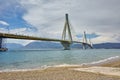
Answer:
[{"xmin": 81, "ymin": 56, "xmax": 120, "ymax": 67}]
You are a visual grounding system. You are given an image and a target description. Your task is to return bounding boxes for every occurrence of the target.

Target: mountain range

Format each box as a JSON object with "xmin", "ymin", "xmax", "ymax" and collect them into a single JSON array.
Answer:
[{"xmin": 5, "ymin": 41, "xmax": 120, "ymax": 49}]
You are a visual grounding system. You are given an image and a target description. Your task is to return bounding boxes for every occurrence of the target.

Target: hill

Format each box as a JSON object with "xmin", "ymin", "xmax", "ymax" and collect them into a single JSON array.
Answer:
[
  {"xmin": 4, "ymin": 42, "xmax": 120, "ymax": 49},
  {"xmin": 25, "ymin": 42, "xmax": 120, "ymax": 49},
  {"xmin": 93, "ymin": 43, "xmax": 120, "ymax": 49},
  {"xmin": 6, "ymin": 43, "xmax": 23, "ymax": 49}
]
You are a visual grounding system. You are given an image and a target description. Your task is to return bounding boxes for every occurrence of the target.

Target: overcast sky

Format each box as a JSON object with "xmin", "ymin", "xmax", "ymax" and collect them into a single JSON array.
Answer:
[{"xmin": 0, "ymin": 0, "xmax": 120, "ymax": 45}]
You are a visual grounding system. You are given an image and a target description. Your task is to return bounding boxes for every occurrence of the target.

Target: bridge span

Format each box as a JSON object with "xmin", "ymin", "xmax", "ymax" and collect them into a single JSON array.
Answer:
[
  {"xmin": 0, "ymin": 14, "xmax": 93, "ymax": 51},
  {"xmin": 0, "ymin": 33, "xmax": 83, "ymax": 43}
]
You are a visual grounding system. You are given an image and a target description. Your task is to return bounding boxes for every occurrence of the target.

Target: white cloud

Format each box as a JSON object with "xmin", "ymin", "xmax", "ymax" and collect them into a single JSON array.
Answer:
[
  {"xmin": 0, "ymin": 20, "xmax": 9, "ymax": 26},
  {"xmin": 18, "ymin": 0, "xmax": 120, "ymax": 43},
  {"xmin": 0, "ymin": 28, "xmax": 8, "ymax": 33},
  {"xmin": 91, "ymin": 32, "xmax": 120, "ymax": 44},
  {"xmin": 9, "ymin": 28, "xmax": 27, "ymax": 34}
]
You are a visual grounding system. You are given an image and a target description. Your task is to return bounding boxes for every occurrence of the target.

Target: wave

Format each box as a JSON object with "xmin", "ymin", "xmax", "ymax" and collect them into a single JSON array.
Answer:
[
  {"xmin": 0, "ymin": 56, "xmax": 120, "ymax": 73},
  {"xmin": 81, "ymin": 56, "xmax": 120, "ymax": 67},
  {"xmin": 0, "ymin": 65, "xmax": 50, "ymax": 73}
]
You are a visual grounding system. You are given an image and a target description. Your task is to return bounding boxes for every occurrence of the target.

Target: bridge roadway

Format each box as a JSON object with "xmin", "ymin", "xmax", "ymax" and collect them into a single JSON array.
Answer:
[
  {"xmin": 0, "ymin": 32, "xmax": 92, "ymax": 48},
  {"xmin": 0, "ymin": 32, "xmax": 83, "ymax": 43}
]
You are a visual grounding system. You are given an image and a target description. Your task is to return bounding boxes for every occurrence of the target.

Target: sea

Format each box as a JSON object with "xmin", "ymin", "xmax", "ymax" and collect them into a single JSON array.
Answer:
[{"xmin": 0, "ymin": 49, "xmax": 120, "ymax": 72}]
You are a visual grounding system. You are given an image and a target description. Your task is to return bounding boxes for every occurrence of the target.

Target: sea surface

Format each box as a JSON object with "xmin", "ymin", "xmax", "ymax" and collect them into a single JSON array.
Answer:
[{"xmin": 0, "ymin": 49, "xmax": 120, "ymax": 71}]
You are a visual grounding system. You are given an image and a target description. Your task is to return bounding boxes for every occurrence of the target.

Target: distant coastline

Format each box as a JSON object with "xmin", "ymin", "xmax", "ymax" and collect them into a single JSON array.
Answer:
[{"xmin": 6, "ymin": 42, "xmax": 120, "ymax": 49}]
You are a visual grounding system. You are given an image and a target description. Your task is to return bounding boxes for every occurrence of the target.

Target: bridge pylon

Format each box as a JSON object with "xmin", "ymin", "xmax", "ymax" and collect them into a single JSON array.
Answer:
[
  {"xmin": 82, "ymin": 31, "xmax": 88, "ymax": 49},
  {"xmin": 61, "ymin": 14, "xmax": 73, "ymax": 50}
]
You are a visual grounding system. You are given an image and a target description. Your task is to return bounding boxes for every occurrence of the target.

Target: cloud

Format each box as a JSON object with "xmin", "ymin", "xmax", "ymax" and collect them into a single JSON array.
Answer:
[
  {"xmin": 0, "ymin": 0, "xmax": 37, "ymax": 31},
  {"xmin": 92, "ymin": 34, "xmax": 120, "ymax": 44},
  {"xmin": 19, "ymin": 0, "xmax": 120, "ymax": 43},
  {"xmin": 0, "ymin": 28, "xmax": 7, "ymax": 33},
  {"xmin": 0, "ymin": 0, "xmax": 120, "ymax": 44},
  {"xmin": 0, "ymin": 21, "xmax": 9, "ymax": 26}
]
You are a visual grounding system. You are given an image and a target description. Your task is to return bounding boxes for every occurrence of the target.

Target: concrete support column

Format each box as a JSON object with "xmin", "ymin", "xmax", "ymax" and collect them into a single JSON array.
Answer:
[
  {"xmin": 82, "ymin": 43, "xmax": 86, "ymax": 49},
  {"xmin": 0, "ymin": 38, "xmax": 8, "ymax": 51},
  {"xmin": 0, "ymin": 38, "xmax": 3, "ymax": 48},
  {"xmin": 61, "ymin": 42, "xmax": 71, "ymax": 50}
]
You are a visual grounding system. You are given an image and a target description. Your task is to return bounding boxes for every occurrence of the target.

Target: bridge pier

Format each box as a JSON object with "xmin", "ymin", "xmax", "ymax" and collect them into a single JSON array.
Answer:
[
  {"xmin": 0, "ymin": 38, "xmax": 2, "ymax": 48},
  {"xmin": 82, "ymin": 43, "xmax": 87, "ymax": 49},
  {"xmin": 0, "ymin": 38, "xmax": 8, "ymax": 51},
  {"xmin": 61, "ymin": 42, "xmax": 72, "ymax": 50}
]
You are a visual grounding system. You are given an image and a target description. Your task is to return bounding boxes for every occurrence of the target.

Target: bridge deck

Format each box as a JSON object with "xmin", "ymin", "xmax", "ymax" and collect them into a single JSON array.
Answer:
[
  {"xmin": 0, "ymin": 33, "xmax": 82, "ymax": 43},
  {"xmin": 0, "ymin": 33, "xmax": 93, "ymax": 48}
]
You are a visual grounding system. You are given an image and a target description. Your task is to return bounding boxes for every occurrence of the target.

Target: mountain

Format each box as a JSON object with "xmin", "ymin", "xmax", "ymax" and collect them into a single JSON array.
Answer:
[
  {"xmin": 93, "ymin": 43, "xmax": 120, "ymax": 49},
  {"xmin": 24, "ymin": 41, "xmax": 84, "ymax": 49},
  {"xmin": 25, "ymin": 41, "xmax": 63, "ymax": 49},
  {"xmin": 25, "ymin": 41, "xmax": 120, "ymax": 49},
  {"xmin": 4, "ymin": 42, "xmax": 120, "ymax": 50},
  {"xmin": 6, "ymin": 43, "xmax": 23, "ymax": 49}
]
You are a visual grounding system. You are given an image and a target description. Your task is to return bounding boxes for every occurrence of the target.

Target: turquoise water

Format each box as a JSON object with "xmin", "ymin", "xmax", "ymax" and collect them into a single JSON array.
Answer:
[{"xmin": 0, "ymin": 49, "xmax": 120, "ymax": 70}]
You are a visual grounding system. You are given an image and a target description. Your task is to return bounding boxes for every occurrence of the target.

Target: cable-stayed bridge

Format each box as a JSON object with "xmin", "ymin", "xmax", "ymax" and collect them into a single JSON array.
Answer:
[{"xmin": 0, "ymin": 14, "xmax": 93, "ymax": 51}]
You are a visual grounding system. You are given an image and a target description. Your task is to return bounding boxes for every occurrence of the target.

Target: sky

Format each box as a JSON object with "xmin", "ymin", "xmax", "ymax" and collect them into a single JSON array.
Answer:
[{"xmin": 0, "ymin": 0, "xmax": 120, "ymax": 45}]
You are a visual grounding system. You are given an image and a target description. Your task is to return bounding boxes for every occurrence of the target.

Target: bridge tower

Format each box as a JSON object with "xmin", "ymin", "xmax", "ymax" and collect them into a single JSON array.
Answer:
[
  {"xmin": 82, "ymin": 31, "xmax": 87, "ymax": 49},
  {"xmin": 61, "ymin": 14, "xmax": 73, "ymax": 50}
]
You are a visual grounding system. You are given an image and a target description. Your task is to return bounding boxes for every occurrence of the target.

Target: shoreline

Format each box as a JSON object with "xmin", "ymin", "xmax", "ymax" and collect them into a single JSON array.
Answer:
[
  {"xmin": 0, "ymin": 57, "xmax": 120, "ymax": 80},
  {"xmin": 0, "ymin": 56, "xmax": 119, "ymax": 72}
]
